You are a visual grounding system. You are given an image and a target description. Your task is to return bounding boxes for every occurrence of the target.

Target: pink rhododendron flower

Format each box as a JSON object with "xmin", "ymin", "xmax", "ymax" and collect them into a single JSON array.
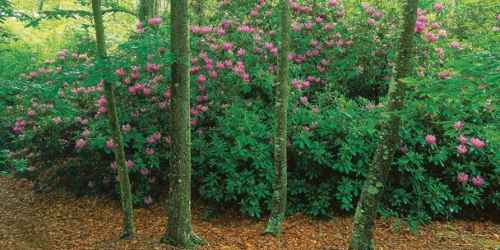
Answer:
[
  {"xmin": 143, "ymin": 88, "xmax": 152, "ymax": 96},
  {"xmin": 145, "ymin": 148, "xmax": 155, "ymax": 156},
  {"xmin": 209, "ymin": 70, "xmax": 218, "ymax": 79},
  {"xmin": 425, "ymin": 134, "xmax": 437, "ymax": 145},
  {"xmin": 139, "ymin": 168, "xmax": 150, "ymax": 175},
  {"xmin": 197, "ymin": 74, "xmax": 206, "ymax": 83},
  {"xmin": 453, "ymin": 121, "xmax": 464, "ymax": 130},
  {"xmin": 223, "ymin": 42, "xmax": 233, "ymax": 52},
  {"xmin": 106, "ymin": 138, "xmax": 114, "ymax": 149},
  {"xmin": 434, "ymin": 3, "xmax": 443, "ymax": 12},
  {"xmin": 458, "ymin": 135, "xmax": 468, "ymax": 144},
  {"xmin": 437, "ymin": 70, "xmax": 452, "ymax": 79},
  {"xmin": 449, "ymin": 41, "xmax": 461, "ymax": 49},
  {"xmin": 146, "ymin": 63, "xmax": 160, "ymax": 73},
  {"xmin": 126, "ymin": 160, "xmax": 134, "ymax": 169},
  {"xmin": 148, "ymin": 17, "xmax": 162, "ymax": 26},
  {"xmin": 75, "ymin": 138, "xmax": 86, "ymax": 150},
  {"xmin": 457, "ymin": 144, "xmax": 468, "ymax": 154},
  {"xmin": 237, "ymin": 48, "xmax": 246, "ymax": 57},
  {"xmin": 115, "ymin": 68, "xmax": 126, "ymax": 78},
  {"xmin": 472, "ymin": 176, "xmax": 484, "ymax": 187},
  {"xmin": 97, "ymin": 96, "xmax": 107, "ymax": 107},
  {"xmin": 470, "ymin": 137, "xmax": 486, "ymax": 149},
  {"xmin": 457, "ymin": 172, "xmax": 468, "ymax": 184},
  {"xmin": 425, "ymin": 32, "xmax": 438, "ymax": 43}
]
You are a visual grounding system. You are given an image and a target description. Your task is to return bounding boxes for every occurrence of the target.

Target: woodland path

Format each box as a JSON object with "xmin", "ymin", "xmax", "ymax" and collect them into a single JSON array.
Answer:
[{"xmin": 0, "ymin": 175, "xmax": 499, "ymax": 250}]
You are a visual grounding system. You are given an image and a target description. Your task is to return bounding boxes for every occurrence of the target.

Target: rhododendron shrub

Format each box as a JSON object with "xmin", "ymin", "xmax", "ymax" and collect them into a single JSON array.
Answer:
[{"xmin": 2, "ymin": 0, "xmax": 498, "ymax": 222}]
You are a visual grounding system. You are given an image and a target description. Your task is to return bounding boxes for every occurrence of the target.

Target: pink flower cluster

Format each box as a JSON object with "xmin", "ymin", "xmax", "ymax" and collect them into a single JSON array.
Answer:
[
  {"xmin": 128, "ymin": 83, "xmax": 152, "ymax": 96},
  {"xmin": 453, "ymin": 121, "xmax": 486, "ymax": 154},
  {"xmin": 425, "ymin": 134, "xmax": 437, "ymax": 145},
  {"xmin": 361, "ymin": 3, "xmax": 384, "ymax": 26},
  {"xmin": 457, "ymin": 172, "xmax": 484, "ymax": 187},
  {"xmin": 148, "ymin": 17, "xmax": 162, "ymax": 26},
  {"xmin": 75, "ymin": 138, "xmax": 87, "ymax": 150},
  {"xmin": 106, "ymin": 138, "xmax": 115, "ymax": 149},
  {"xmin": 12, "ymin": 119, "xmax": 26, "ymax": 134},
  {"xmin": 96, "ymin": 96, "xmax": 107, "ymax": 115},
  {"xmin": 144, "ymin": 132, "xmax": 160, "ymax": 145}
]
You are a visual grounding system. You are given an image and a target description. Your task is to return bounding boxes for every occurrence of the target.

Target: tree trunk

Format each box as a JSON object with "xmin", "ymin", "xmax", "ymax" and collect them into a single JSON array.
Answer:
[
  {"xmin": 161, "ymin": 0, "xmax": 203, "ymax": 248},
  {"xmin": 264, "ymin": 0, "xmax": 290, "ymax": 237},
  {"xmin": 348, "ymin": 0, "xmax": 419, "ymax": 249},
  {"xmin": 91, "ymin": 0, "xmax": 136, "ymax": 240}
]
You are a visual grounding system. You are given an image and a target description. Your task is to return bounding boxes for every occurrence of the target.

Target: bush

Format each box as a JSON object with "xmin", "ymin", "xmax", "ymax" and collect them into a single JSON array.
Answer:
[{"xmin": 1, "ymin": 1, "xmax": 498, "ymax": 221}]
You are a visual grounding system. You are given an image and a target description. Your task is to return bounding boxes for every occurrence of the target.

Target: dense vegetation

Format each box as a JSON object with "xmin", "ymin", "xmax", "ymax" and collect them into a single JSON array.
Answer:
[{"xmin": 1, "ymin": 0, "xmax": 499, "ymax": 248}]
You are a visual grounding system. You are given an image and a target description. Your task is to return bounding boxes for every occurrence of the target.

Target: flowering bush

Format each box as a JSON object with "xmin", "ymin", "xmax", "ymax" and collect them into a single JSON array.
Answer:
[{"xmin": 2, "ymin": 1, "xmax": 498, "ymax": 222}]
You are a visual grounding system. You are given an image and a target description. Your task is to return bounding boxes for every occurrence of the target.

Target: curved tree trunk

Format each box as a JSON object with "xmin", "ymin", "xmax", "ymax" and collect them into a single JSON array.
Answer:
[
  {"xmin": 161, "ymin": 0, "xmax": 203, "ymax": 248},
  {"xmin": 348, "ymin": 0, "xmax": 419, "ymax": 249},
  {"xmin": 91, "ymin": 0, "xmax": 136, "ymax": 239},
  {"xmin": 264, "ymin": 0, "xmax": 290, "ymax": 237}
]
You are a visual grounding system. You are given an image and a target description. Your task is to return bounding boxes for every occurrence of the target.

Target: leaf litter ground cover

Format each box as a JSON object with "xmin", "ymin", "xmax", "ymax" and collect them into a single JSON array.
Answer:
[{"xmin": 0, "ymin": 176, "xmax": 499, "ymax": 250}]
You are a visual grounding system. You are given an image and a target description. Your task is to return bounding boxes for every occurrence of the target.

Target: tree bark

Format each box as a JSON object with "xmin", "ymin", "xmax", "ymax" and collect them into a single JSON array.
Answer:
[
  {"xmin": 264, "ymin": 0, "xmax": 290, "ymax": 237},
  {"xmin": 161, "ymin": 0, "xmax": 203, "ymax": 248},
  {"xmin": 91, "ymin": 0, "xmax": 136, "ymax": 239},
  {"xmin": 348, "ymin": 0, "xmax": 419, "ymax": 249}
]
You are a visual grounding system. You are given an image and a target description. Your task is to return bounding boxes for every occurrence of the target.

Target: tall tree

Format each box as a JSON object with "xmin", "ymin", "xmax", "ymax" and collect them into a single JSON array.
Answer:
[
  {"xmin": 348, "ymin": 0, "xmax": 419, "ymax": 249},
  {"xmin": 264, "ymin": 0, "xmax": 291, "ymax": 236},
  {"xmin": 91, "ymin": 0, "xmax": 136, "ymax": 239},
  {"xmin": 161, "ymin": 0, "xmax": 202, "ymax": 247}
]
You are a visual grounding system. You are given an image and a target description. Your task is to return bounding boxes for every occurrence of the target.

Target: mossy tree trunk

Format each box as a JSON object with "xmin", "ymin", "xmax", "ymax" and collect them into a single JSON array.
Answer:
[
  {"xmin": 348, "ymin": 0, "xmax": 419, "ymax": 249},
  {"xmin": 91, "ymin": 0, "xmax": 136, "ymax": 239},
  {"xmin": 161, "ymin": 0, "xmax": 203, "ymax": 248},
  {"xmin": 264, "ymin": 0, "xmax": 290, "ymax": 237}
]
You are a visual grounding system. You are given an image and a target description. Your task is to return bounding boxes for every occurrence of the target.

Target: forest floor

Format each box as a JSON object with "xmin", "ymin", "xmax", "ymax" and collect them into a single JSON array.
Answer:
[{"xmin": 0, "ymin": 175, "xmax": 499, "ymax": 250}]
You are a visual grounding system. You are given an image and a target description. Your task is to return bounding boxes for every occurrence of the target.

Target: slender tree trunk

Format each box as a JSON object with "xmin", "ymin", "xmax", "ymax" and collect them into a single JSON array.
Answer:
[
  {"xmin": 264, "ymin": 0, "xmax": 290, "ymax": 237},
  {"xmin": 161, "ymin": 0, "xmax": 203, "ymax": 248},
  {"xmin": 91, "ymin": 0, "xmax": 136, "ymax": 239},
  {"xmin": 348, "ymin": 0, "xmax": 419, "ymax": 249}
]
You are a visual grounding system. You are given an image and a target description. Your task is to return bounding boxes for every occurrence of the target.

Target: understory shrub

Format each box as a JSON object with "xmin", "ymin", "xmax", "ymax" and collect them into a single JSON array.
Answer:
[{"xmin": 1, "ymin": 1, "xmax": 498, "ymax": 222}]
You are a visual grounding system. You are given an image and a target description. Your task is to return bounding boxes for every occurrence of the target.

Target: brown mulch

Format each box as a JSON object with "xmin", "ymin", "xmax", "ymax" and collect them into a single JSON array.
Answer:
[{"xmin": 0, "ymin": 176, "xmax": 499, "ymax": 250}]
